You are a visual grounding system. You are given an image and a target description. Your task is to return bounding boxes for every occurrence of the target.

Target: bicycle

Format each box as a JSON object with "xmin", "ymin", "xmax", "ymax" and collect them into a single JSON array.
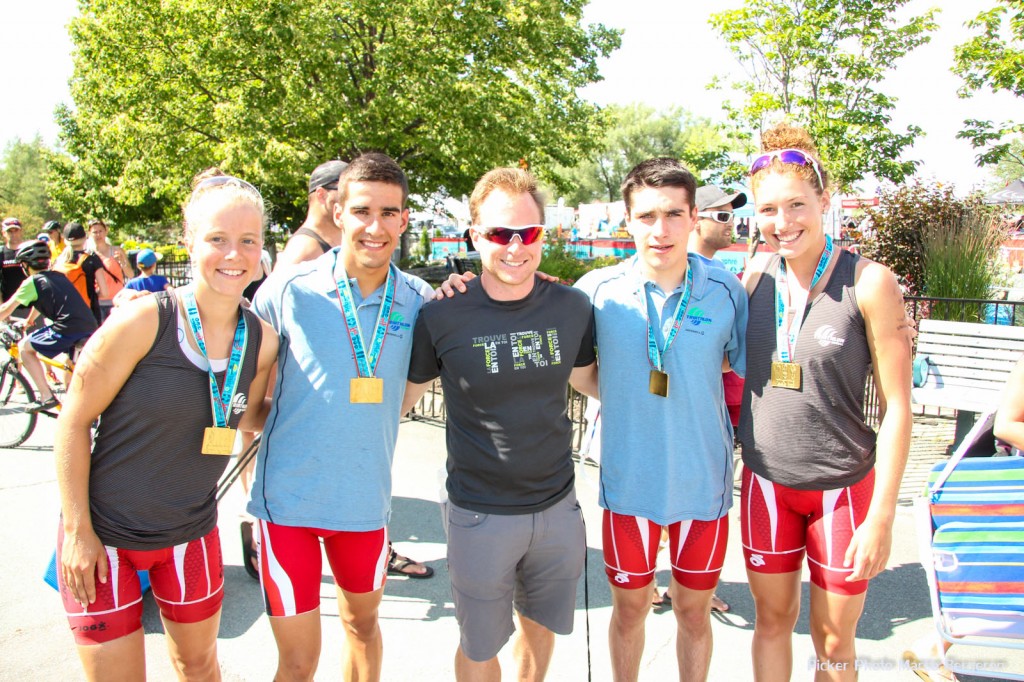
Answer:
[{"xmin": 0, "ymin": 321, "xmax": 80, "ymax": 447}]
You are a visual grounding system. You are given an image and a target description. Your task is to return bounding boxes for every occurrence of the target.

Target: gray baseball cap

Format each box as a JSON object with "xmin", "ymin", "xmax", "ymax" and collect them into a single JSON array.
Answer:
[
  {"xmin": 308, "ymin": 160, "xmax": 348, "ymax": 193},
  {"xmin": 695, "ymin": 185, "xmax": 747, "ymax": 211}
]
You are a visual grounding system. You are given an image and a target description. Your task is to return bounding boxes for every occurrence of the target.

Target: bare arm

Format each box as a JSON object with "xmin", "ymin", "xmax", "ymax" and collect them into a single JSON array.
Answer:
[
  {"xmin": 55, "ymin": 296, "xmax": 159, "ymax": 606},
  {"xmin": 112, "ymin": 246, "xmax": 132, "ymax": 278},
  {"xmin": 401, "ymin": 380, "xmax": 433, "ymax": 416},
  {"xmin": 237, "ymin": 320, "xmax": 280, "ymax": 433},
  {"xmin": 844, "ymin": 261, "xmax": 913, "ymax": 582},
  {"xmin": 995, "ymin": 357, "xmax": 1024, "ymax": 450},
  {"xmin": 275, "ymin": 237, "xmax": 328, "ymax": 270},
  {"xmin": 569, "ymin": 361, "xmax": 599, "ymax": 399}
]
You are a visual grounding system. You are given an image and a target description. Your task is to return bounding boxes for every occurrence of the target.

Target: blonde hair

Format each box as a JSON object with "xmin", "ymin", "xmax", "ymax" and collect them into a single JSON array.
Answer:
[
  {"xmin": 751, "ymin": 122, "xmax": 830, "ymax": 195},
  {"xmin": 469, "ymin": 168, "xmax": 545, "ymax": 225},
  {"xmin": 182, "ymin": 167, "xmax": 266, "ymax": 246}
]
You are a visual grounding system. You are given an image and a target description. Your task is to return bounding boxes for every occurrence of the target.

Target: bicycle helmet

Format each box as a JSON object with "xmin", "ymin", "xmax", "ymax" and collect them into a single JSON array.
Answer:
[{"xmin": 15, "ymin": 240, "xmax": 52, "ymax": 270}]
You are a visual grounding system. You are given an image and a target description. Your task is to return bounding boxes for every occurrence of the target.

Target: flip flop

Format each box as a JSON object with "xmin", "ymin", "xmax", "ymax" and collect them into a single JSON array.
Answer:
[
  {"xmin": 387, "ymin": 548, "xmax": 434, "ymax": 579},
  {"xmin": 240, "ymin": 521, "xmax": 259, "ymax": 580}
]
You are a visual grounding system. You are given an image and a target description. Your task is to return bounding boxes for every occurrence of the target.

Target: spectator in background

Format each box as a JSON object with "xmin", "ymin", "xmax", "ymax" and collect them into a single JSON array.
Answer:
[
  {"xmin": 58, "ymin": 222, "xmax": 107, "ymax": 324},
  {"xmin": 45, "ymin": 220, "xmax": 67, "ymax": 261},
  {"xmin": 276, "ymin": 159, "xmax": 348, "ymax": 268},
  {"xmin": 124, "ymin": 249, "xmax": 172, "ymax": 293},
  {"xmin": 86, "ymin": 219, "xmax": 130, "ymax": 320},
  {"xmin": 1, "ymin": 217, "xmax": 30, "ymax": 318}
]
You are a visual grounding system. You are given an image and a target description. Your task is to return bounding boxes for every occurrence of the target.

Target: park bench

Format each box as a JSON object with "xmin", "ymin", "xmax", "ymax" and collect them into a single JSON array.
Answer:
[{"xmin": 912, "ymin": 318, "xmax": 1024, "ymax": 445}]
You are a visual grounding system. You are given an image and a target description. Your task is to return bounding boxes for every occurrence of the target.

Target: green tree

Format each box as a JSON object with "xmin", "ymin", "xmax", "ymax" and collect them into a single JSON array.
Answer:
[
  {"xmin": 552, "ymin": 104, "xmax": 744, "ymax": 205},
  {"xmin": 992, "ymin": 137, "xmax": 1024, "ymax": 184},
  {"xmin": 954, "ymin": 1, "xmax": 1024, "ymax": 167},
  {"xmin": 710, "ymin": 0, "xmax": 938, "ymax": 191},
  {"xmin": 51, "ymin": 0, "xmax": 620, "ymax": 234},
  {"xmin": 0, "ymin": 136, "xmax": 60, "ymax": 228}
]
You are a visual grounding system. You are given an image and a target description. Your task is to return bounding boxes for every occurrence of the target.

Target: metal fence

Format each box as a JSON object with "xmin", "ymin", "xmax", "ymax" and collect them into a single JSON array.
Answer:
[{"xmin": 154, "ymin": 256, "xmax": 193, "ymax": 287}]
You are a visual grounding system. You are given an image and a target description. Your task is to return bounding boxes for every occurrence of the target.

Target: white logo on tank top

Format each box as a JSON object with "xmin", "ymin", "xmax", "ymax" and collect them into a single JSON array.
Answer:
[
  {"xmin": 813, "ymin": 325, "xmax": 846, "ymax": 348},
  {"xmin": 231, "ymin": 392, "xmax": 248, "ymax": 415}
]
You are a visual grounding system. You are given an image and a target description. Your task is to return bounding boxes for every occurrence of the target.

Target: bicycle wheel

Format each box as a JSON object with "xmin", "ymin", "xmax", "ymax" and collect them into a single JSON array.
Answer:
[{"xmin": 0, "ymin": 365, "xmax": 37, "ymax": 448}]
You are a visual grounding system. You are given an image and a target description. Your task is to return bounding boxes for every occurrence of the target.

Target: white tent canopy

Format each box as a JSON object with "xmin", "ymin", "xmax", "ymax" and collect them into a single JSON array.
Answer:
[{"xmin": 985, "ymin": 179, "xmax": 1024, "ymax": 205}]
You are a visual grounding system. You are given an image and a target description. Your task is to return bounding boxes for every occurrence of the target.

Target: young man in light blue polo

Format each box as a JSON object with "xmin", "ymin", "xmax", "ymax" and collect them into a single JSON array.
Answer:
[{"xmin": 574, "ymin": 158, "xmax": 748, "ymax": 682}]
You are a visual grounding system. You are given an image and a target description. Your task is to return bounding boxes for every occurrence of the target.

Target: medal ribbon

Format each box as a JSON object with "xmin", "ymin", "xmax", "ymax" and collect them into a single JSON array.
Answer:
[
  {"xmin": 334, "ymin": 259, "xmax": 395, "ymax": 378},
  {"xmin": 774, "ymin": 234, "xmax": 834, "ymax": 363},
  {"xmin": 182, "ymin": 290, "xmax": 248, "ymax": 428},
  {"xmin": 645, "ymin": 266, "xmax": 693, "ymax": 373}
]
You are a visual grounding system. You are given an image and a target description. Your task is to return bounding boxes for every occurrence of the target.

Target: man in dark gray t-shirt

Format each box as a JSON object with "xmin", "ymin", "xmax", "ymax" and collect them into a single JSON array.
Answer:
[{"xmin": 403, "ymin": 167, "xmax": 597, "ymax": 681}]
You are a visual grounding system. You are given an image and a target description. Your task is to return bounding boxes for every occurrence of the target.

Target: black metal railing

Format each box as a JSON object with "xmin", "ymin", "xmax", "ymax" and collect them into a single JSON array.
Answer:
[
  {"xmin": 155, "ymin": 256, "xmax": 193, "ymax": 287},
  {"xmin": 905, "ymin": 295, "xmax": 1024, "ymax": 327}
]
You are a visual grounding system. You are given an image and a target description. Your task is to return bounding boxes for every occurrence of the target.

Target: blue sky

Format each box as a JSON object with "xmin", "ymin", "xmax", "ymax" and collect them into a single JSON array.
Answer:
[{"xmin": 2, "ymin": 0, "xmax": 1017, "ymax": 194}]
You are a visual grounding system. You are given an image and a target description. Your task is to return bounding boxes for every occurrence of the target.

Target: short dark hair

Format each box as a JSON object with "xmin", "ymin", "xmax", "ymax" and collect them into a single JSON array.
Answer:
[
  {"xmin": 338, "ymin": 153, "xmax": 409, "ymax": 206},
  {"xmin": 620, "ymin": 158, "xmax": 698, "ymax": 216}
]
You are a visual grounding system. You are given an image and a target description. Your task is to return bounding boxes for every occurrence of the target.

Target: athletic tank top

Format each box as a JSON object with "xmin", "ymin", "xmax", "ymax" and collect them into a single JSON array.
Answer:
[
  {"xmin": 739, "ymin": 249, "xmax": 876, "ymax": 490},
  {"xmin": 290, "ymin": 227, "xmax": 332, "ymax": 253},
  {"xmin": 88, "ymin": 291, "xmax": 263, "ymax": 549}
]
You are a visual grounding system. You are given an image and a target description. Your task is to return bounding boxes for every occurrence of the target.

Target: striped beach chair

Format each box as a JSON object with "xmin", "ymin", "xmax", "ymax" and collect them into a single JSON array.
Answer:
[{"xmin": 916, "ymin": 411, "xmax": 1024, "ymax": 680}]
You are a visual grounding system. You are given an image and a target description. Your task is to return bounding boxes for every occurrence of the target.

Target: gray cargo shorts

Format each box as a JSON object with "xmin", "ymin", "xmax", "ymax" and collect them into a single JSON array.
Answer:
[{"xmin": 443, "ymin": 490, "xmax": 586, "ymax": 662}]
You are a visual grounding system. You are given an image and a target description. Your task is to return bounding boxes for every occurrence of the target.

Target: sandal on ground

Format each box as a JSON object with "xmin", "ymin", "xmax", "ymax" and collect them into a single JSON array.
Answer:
[
  {"xmin": 710, "ymin": 593, "xmax": 730, "ymax": 613},
  {"xmin": 27, "ymin": 396, "xmax": 60, "ymax": 413},
  {"xmin": 387, "ymin": 547, "xmax": 434, "ymax": 579},
  {"xmin": 240, "ymin": 521, "xmax": 259, "ymax": 580}
]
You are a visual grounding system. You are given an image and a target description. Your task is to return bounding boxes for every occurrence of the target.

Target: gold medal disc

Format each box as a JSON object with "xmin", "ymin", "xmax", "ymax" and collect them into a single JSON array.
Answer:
[
  {"xmin": 649, "ymin": 369, "xmax": 669, "ymax": 397},
  {"xmin": 350, "ymin": 377, "xmax": 384, "ymax": 403},
  {"xmin": 770, "ymin": 361, "xmax": 802, "ymax": 390},
  {"xmin": 202, "ymin": 426, "xmax": 237, "ymax": 455}
]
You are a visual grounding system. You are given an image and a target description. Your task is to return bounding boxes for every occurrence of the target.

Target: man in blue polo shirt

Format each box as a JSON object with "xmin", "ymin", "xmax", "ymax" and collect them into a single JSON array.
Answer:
[
  {"xmin": 248, "ymin": 153, "xmax": 433, "ymax": 682},
  {"xmin": 574, "ymin": 159, "xmax": 747, "ymax": 682}
]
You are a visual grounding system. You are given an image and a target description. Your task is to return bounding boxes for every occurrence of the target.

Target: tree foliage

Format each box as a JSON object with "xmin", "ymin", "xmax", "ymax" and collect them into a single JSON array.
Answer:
[
  {"xmin": 52, "ymin": 0, "xmax": 620, "ymax": 233},
  {"xmin": 954, "ymin": 1, "xmax": 1024, "ymax": 167},
  {"xmin": 0, "ymin": 136, "xmax": 60, "ymax": 228},
  {"xmin": 859, "ymin": 180, "xmax": 992, "ymax": 297},
  {"xmin": 709, "ymin": 0, "xmax": 937, "ymax": 191},
  {"xmin": 551, "ymin": 104, "xmax": 745, "ymax": 205}
]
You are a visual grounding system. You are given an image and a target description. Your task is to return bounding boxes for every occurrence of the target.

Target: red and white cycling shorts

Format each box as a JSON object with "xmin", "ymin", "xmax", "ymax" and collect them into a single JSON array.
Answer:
[
  {"xmin": 58, "ymin": 526, "xmax": 223, "ymax": 645},
  {"xmin": 740, "ymin": 466, "xmax": 874, "ymax": 595},
  {"xmin": 602, "ymin": 510, "xmax": 728, "ymax": 591},
  {"xmin": 257, "ymin": 520, "xmax": 388, "ymax": 617}
]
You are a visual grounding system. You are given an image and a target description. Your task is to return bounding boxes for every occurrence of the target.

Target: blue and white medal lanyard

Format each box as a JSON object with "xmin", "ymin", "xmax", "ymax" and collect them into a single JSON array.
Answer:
[
  {"xmin": 182, "ymin": 290, "xmax": 248, "ymax": 454},
  {"xmin": 773, "ymin": 234, "xmax": 834, "ymax": 369},
  {"xmin": 335, "ymin": 258, "xmax": 395, "ymax": 403},
  {"xmin": 645, "ymin": 266, "xmax": 693, "ymax": 397}
]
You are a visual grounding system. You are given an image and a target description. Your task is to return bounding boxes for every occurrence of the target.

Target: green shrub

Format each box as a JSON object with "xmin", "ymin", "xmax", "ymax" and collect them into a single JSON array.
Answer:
[{"xmin": 923, "ymin": 209, "xmax": 1005, "ymax": 321}]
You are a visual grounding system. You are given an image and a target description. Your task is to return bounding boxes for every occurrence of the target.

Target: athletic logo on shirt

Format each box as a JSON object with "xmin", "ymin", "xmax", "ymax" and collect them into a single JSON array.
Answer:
[
  {"xmin": 231, "ymin": 392, "xmax": 248, "ymax": 415},
  {"xmin": 813, "ymin": 325, "xmax": 846, "ymax": 348},
  {"xmin": 472, "ymin": 329, "xmax": 562, "ymax": 374},
  {"xmin": 748, "ymin": 553, "xmax": 766, "ymax": 567},
  {"xmin": 614, "ymin": 572, "xmax": 630, "ymax": 584},
  {"xmin": 388, "ymin": 311, "xmax": 411, "ymax": 334},
  {"xmin": 686, "ymin": 308, "xmax": 713, "ymax": 327}
]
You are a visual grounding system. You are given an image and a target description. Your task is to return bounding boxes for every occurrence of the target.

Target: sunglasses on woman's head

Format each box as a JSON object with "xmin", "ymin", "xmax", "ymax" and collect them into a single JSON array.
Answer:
[
  {"xmin": 749, "ymin": 149, "xmax": 825, "ymax": 190},
  {"xmin": 477, "ymin": 225, "xmax": 545, "ymax": 245}
]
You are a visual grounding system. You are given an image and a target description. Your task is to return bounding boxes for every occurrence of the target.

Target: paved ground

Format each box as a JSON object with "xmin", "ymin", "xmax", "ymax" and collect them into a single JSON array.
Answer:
[{"xmin": 1, "ymin": 413, "xmax": 1019, "ymax": 681}]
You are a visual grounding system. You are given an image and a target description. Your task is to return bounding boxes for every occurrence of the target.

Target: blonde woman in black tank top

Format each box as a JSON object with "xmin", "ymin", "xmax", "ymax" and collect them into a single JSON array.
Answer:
[
  {"xmin": 739, "ymin": 123, "xmax": 912, "ymax": 682},
  {"xmin": 54, "ymin": 171, "xmax": 279, "ymax": 681}
]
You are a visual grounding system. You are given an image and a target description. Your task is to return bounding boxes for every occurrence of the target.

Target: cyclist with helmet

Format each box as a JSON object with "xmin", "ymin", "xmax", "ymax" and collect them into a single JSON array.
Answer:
[{"xmin": 0, "ymin": 240, "xmax": 97, "ymax": 411}]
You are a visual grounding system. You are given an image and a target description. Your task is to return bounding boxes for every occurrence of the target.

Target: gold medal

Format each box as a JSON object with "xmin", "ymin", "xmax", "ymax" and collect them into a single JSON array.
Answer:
[
  {"xmin": 350, "ymin": 377, "xmax": 384, "ymax": 403},
  {"xmin": 771, "ymin": 361, "xmax": 802, "ymax": 390},
  {"xmin": 202, "ymin": 426, "xmax": 237, "ymax": 456},
  {"xmin": 649, "ymin": 369, "xmax": 669, "ymax": 397}
]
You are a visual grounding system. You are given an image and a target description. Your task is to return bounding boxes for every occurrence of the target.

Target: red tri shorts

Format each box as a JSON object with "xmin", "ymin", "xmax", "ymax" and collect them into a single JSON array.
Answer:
[
  {"xmin": 58, "ymin": 526, "xmax": 223, "ymax": 645},
  {"xmin": 602, "ymin": 510, "xmax": 728, "ymax": 591},
  {"xmin": 257, "ymin": 520, "xmax": 388, "ymax": 617},
  {"xmin": 740, "ymin": 466, "xmax": 874, "ymax": 595}
]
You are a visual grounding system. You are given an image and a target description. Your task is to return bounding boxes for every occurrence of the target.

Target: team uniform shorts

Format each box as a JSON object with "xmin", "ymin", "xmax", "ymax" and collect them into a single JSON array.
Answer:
[
  {"xmin": 256, "ymin": 520, "xmax": 388, "ymax": 617},
  {"xmin": 57, "ymin": 526, "xmax": 223, "ymax": 645},
  {"xmin": 444, "ymin": 491, "xmax": 585, "ymax": 662},
  {"xmin": 740, "ymin": 466, "xmax": 875, "ymax": 596},
  {"xmin": 28, "ymin": 326, "xmax": 90, "ymax": 359},
  {"xmin": 602, "ymin": 511, "xmax": 729, "ymax": 591}
]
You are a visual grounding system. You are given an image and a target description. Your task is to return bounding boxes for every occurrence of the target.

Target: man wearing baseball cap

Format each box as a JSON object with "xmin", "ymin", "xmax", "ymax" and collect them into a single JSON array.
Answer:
[
  {"xmin": 276, "ymin": 159, "xmax": 349, "ymax": 268},
  {"xmin": 1, "ymin": 218, "xmax": 29, "ymax": 315},
  {"xmin": 691, "ymin": 185, "xmax": 746, "ymax": 267}
]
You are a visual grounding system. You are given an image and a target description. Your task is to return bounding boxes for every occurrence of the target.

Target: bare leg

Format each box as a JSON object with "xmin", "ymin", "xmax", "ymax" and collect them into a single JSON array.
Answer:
[
  {"xmin": 609, "ymin": 582, "xmax": 653, "ymax": 681},
  {"xmin": 268, "ymin": 609, "xmax": 322, "ymax": 682},
  {"xmin": 747, "ymin": 569, "xmax": 802, "ymax": 682},
  {"xmin": 513, "ymin": 613, "xmax": 555, "ymax": 681},
  {"xmin": 337, "ymin": 586, "xmax": 384, "ymax": 682},
  {"xmin": 161, "ymin": 610, "xmax": 222, "ymax": 681},
  {"xmin": 808, "ymin": 583, "xmax": 866, "ymax": 682},
  {"xmin": 75, "ymin": 627, "xmax": 146, "ymax": 682},
  {"xmin": 455, "ymin": 646, "xmax": 500, "ymax": 682},
  {"xmin": 669, "ymin": 579, "xmax": 715, "ymax": 681},
  {"xmin": 19, "ymin": 339, "xmax": 52, "ymax": 400}
]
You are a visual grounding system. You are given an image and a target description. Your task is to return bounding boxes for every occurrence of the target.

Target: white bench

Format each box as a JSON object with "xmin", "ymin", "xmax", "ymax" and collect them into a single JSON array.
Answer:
[{"xmin": 913, "ymin": 319, "xmax": 1024, "ymax": 446}]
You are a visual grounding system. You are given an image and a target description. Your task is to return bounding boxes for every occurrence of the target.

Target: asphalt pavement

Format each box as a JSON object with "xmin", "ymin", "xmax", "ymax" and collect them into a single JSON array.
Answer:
[{"xmin": 1, "ymin": 415, "xmax": 1019, "ymax": 681}]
